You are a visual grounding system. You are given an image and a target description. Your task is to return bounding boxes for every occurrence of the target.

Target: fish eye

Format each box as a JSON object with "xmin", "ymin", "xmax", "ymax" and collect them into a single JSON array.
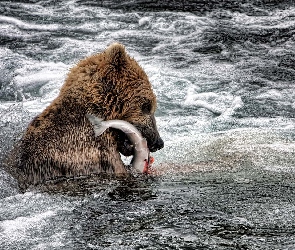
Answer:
[{"xmin": 142, "ymin": 101, "xmax": 152, "ymax": 114}]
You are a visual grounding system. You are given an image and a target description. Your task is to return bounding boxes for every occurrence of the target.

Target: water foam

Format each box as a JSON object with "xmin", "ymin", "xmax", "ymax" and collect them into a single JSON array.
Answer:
[
  {"xmin": 0, "ymin": 210, "xmax": 56, "ymax": 239},
  {"xmin": 0, "ymin": 16, "xmax": 59, "ymax": 31},
  {"xmin": 14, "ymin": 61, "xmax": 68, "ymax": 89}
]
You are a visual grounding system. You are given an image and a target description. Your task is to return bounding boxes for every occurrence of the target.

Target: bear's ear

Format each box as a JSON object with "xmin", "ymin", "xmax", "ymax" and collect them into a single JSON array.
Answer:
[{"xmin": 105, "ymin": 43, "xmax": 128, "ymax": 69}]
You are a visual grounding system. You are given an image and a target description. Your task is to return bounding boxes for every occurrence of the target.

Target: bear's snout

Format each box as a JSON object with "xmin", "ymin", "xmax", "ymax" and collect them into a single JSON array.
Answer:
[{"xmin": 149, "ymin": 137, "xmax": 164, "ymax": 152}]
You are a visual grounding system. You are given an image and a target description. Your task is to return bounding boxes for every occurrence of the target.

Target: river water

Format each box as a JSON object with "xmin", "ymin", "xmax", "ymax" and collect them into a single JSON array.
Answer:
[{"xmin": 1, "ymin": 1, "xmax": 295, "ymax": 249}]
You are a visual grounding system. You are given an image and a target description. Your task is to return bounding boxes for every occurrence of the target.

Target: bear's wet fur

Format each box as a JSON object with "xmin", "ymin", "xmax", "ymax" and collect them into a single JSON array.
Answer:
[{"xmin": 6, "ymin": 43, "xmax": 164, "ymax": 190}]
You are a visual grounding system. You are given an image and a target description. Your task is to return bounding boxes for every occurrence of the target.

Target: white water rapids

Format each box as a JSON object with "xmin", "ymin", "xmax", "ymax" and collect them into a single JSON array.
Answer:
[{"xmin": 0, "ymin": 1, "xmax": 295, "ymax": 249}]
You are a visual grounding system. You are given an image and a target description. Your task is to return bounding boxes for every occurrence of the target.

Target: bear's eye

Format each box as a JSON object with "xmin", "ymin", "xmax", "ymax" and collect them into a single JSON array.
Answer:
[{"xmin": 142, "ymin": 101, "xmax": 152, "ymax": 114}]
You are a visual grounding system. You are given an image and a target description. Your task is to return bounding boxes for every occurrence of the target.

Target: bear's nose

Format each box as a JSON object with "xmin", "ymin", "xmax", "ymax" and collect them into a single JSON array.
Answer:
[{"xmin": 150, "ymin": 137, "xmax": 164, "ymax": 152}]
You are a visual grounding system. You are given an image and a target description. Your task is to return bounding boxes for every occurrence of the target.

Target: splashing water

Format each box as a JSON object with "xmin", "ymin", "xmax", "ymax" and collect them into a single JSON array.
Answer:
[{"xmin": 1, "ymin": 1, "xmax": 295, "ymax": 249}]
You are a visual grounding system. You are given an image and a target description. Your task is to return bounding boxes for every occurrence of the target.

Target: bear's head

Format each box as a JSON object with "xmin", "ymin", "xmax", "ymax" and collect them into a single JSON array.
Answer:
[{"xmin": 64, "ymin": 43, "xmax": 164, "ymax": 157}]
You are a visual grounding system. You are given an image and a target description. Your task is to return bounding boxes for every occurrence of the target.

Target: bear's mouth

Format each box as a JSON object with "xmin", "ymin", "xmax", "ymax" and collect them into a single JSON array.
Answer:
[
  {"xmin": 120, "ymin": 138, "xmax": 135, "ymax": 156},
  {"xmin": 115, "ymin": 129, "xmax": 135, "ymax": 156},
  {"xmin": 114, "ymin": 128, "xmax": 163, "ymax": 157}
]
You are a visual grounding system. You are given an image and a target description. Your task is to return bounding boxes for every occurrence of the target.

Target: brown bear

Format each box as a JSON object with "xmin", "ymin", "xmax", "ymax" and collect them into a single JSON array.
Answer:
[{"xmin": 7, "ymin": 43, "xmax": 164, "ymax": 190}]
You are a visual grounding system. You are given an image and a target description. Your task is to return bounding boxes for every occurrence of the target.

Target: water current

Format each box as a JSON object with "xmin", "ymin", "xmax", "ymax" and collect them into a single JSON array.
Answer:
[{"xmin": 0, "ymin": 1, "xmax": 295, "ymax": 249}]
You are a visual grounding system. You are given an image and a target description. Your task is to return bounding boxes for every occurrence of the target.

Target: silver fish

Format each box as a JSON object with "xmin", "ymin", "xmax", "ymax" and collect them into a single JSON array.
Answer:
[{"xmin": 86, "ymin": 114, "xmax": 151, "ymax": 173}]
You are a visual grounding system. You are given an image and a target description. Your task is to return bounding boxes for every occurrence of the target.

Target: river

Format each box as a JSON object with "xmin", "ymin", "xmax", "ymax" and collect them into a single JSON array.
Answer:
[{"xmin": 0, "ymin": 0, "xmax": 295, "ymax": 249}]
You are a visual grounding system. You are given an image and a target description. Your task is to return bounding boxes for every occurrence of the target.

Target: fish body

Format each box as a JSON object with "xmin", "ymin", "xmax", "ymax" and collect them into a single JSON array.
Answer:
[{"xmin": 86, "ymin": 114, "xmax": 150, "ymax": 173}]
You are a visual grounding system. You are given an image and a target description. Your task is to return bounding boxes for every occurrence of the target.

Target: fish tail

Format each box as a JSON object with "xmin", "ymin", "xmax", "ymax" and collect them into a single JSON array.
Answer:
[{"xmin": 86, "ymin": 114, "xmax": 108, "ymax": 137}]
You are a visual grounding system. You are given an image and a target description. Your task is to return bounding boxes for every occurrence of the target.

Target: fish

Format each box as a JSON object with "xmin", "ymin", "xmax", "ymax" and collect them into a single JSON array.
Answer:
[{"xmin": 86, "ymin": 114, "xmax": 153, "ymax": 174}]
